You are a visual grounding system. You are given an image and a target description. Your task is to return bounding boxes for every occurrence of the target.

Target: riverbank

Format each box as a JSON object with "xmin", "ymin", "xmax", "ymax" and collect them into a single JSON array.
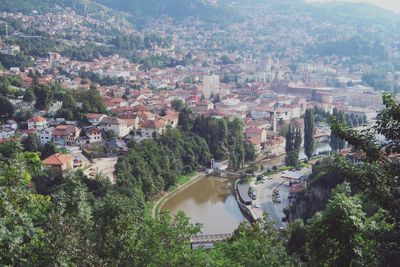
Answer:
[{"xmin": 152, "ymin": 172, "xmax": 205, "ymax": 218}]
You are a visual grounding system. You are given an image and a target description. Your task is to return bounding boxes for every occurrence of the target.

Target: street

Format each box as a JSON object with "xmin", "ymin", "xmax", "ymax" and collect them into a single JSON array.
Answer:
[{"xmin": 253, "ymin": 166, "xmax": 312, "ymax": 229}]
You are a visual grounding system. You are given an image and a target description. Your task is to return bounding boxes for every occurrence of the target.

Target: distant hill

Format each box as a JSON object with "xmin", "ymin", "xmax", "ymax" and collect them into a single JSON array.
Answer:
[
  {"xmin": 93, "ymin": 0, "xmax": 235, "ymax": 24},
  {"xmin": 0, "ymin": 0, "xmax": 235, "ymax": 25},
  {"xmin": 0, "ymin": 0, "xmax": 399, "ymax": 29},
  {"xmin": 0, "ymin": 0, "xmax": 75, "ymax": 13}
]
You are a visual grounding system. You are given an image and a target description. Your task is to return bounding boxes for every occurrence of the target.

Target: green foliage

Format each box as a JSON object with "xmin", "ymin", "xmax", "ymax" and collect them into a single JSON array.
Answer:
[
  {"xmin": 210, "ymin": 219, "xmax": 298, "ymax": 266},
  {"xmin": 0, "ymin": 152, "xmax": 50, "ymax": 265},
  {"xmin": 306, "ymin": 37, "xmax": 387, "ymax": 61},
  {"xmin": 79, "ymin": 71, "xmax": 125, "ymax": 86},
  {"xmin": 95, "ymin": 0, "xmax": 236, "ymax": 24},
  {"xmin": 288, "ymin": 158, "xmax": 345, "ymax": 222},
  {"xmin": 116, "ymin": 129, "xmax": 211, "ymax": 200},
  {"xmin": 285, "ymin": 126, "xmax": 301, "ymax": 167},
  {"xmin": 328, "ymin": 93, "xmax": 400, "ymax": 265},
  {"xmin": 0, "ymin": 53, "xmax": 32, "ymax": 69},
  {"xmin": 330, "ymin": 108, "xmax": 346, "ymax": 151},
  {"xmin": 127, "ymin": 212, "xmax": 202, "ymax": 266},
  {"xmin": 304, "ymin": 109, "xmax": 315, "ymax": 159},
  {"xmin": 362, "ymin": 62, "xmax": 400, "ymax": 92},
  {"xmin": 0, "ymin": 96, "xmax": 14, "ymax": 120},
  {"xmin": 306, "ymin": 183, "xmax": 392, "ymax": 267},
  {"xmin": 0, "ymin": 141, "xmax": 23, "ymax": 159},
  {"xmin": 77, "ymin": 87, "xmax": 107, "ymax": 114},
  {"xmin": 190, "ymin": 116, "xmax": 247, "ymax": 170},
  {"xmin": 23, "ymin": 89, "xmax": 36, "ymax": 103},
  {"xmin": 33, "ymin": 85, "xmax": 53, "ymax": 110},
  {"xmin": 171, "ymin": 99, "xmax": 185, "ymax": 112},
  {"xmin": 22, "ymin": 133, "xmax": 40, "ymax": 152},
  {"xmin": 244, "ymin": 141, "xmax": 257, "ymax": 162}
]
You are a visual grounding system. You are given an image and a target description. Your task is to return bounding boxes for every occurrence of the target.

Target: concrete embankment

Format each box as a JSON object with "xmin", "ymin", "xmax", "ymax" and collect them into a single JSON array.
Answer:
[{"xmin": 233, "ymin": 179, "xmax": 261, "ymax": 222}]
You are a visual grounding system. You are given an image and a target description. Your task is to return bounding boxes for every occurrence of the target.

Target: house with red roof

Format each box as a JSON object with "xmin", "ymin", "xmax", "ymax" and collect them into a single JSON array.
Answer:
[
  {"xmin": 245, "ymin": 127, "xmax": 267, "ymax": 143},
  {"xmin": 42, "ymin": 153, "xmax": 74, "ymax": 174},
  {"xmin": 28, "ymin": 116, "xmax": 48, "ymax": 130},
  {"xmin": 141, "ymin": 119, "xmax": 166, "ymax": 139},
  {"xmin": 52, "ymin": 125, "xmax": 81, "ymax": 146},
  {"xmin": 86, "ymin": 113, "xmax": 106, "ymax": 125},
  {"xmin": 265, "ymin": 136, "xmax": 286, "ymax": 156}
]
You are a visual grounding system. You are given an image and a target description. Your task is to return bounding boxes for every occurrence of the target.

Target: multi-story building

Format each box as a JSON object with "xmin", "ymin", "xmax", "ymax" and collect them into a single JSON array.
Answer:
[
  {"xmin": 28, "ymin": 116, "xmax": 48, "ymax": 130},
  {"xmin": 202, "ymin": 75, "xmax": 220, "ymax": 98},
  {"xmin": 99, "ymin": 117, "xmax": 130, "ymax": 137},
  {"xmin": 52, "ymin": 125, "xmax": 81, "ymax": 146}
]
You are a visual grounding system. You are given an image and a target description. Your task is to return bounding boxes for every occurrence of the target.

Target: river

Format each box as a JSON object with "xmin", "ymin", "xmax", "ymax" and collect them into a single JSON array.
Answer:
[
  {"xmin": 260, "ymin": 142, "xmax": 332, "ymax": 168},
  {"xmin": 162, "ymin": 142, "xmax": 332, "ymax": 234},
  {"xmin": 162, "ymin": 176, "xmax": 246, "ymax": 235}
]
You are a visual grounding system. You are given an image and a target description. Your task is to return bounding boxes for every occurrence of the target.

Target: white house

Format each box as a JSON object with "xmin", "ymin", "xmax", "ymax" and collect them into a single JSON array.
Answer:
[
  {"xmin": 141, "ymin": 119, "xmax": 166, "ymax": 139},
  {"xmin": 86, "ymin": 113, "xmax": 106, "ymax": 125},
  {"xmin": 251, "ymin": 106, "xmax": 292, "ymax": 121},
  {"xmin": 0, "ymin": 128, "xmax": 15, "ymax": 139},
  {"xmin": 86, "ymin": 128, "xmax": 103, "ymax": 143},
  {"xmin": 5, "ymin": 120, "xmax": 18, "ymax": 130},
  {"xmin": 213, "ymin": 160, "xmax": 229, "ymax": 171},
  {"xmin": 39, "ymin": 127, "xmax": 54, "ymax": 145},
  {"xmin": 99, "ymin": 116, "xmax": 130, "ymax": 137},
  {"xmin": 28, "ymin": 116, "xmax": 48, "ymax": 130}
]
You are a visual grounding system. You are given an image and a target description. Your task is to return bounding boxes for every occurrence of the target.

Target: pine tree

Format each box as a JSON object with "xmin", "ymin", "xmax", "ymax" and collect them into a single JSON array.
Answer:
[
  {"xmin": 304, "ymin": 109, "xmax": 315, "ymax": 159},
  {"xmin": 330, "ymin": 108, "xmax": 346, "ymax": 151},
  {"xmin": 285, "ymin": 126, "xmax": 300, "ymax": 167}
]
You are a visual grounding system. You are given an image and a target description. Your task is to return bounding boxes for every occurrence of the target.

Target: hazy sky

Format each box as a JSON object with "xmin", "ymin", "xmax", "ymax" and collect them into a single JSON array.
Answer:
[{"xmin": 307, "ymin": 0, "xmax": 400, "ymax": 13}]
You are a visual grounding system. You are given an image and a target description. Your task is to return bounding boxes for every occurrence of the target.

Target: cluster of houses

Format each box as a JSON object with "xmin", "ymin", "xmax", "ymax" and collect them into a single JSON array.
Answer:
[{"xmin": 25, "ymin": 108, "xmax": 179, "ymax": 149}]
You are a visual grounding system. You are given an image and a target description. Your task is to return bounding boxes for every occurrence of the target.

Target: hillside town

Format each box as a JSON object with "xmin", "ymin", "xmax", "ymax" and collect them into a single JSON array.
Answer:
[{"xmin": 0, "ymin": 5, "xmax": 385, "ymax": 182}]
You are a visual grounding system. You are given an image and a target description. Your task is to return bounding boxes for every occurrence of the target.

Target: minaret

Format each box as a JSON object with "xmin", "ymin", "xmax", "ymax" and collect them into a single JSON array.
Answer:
[{"xmin": 273, "ymin": 109, "xmax": 277, "ymax": 134}]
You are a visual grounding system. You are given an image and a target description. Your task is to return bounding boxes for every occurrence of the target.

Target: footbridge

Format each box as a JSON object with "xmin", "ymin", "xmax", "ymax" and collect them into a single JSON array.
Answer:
[{"xmin": 190, "ymin": 233, "xmax": 233, "ymax": 248}]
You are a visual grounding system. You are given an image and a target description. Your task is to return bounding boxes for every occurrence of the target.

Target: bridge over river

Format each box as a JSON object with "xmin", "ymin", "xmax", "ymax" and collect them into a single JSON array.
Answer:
[{"xmin": 191, "ymin": 233, "xmax": 233, "ymax": 249}]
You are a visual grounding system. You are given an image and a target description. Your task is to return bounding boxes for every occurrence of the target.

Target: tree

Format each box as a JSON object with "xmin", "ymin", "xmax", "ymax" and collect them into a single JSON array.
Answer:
[
  {"xmin": 0, "ymin": 141, "xmax": 23, "ymax": 159},
  {"xmin": 244, "ymin": 141, "xmax": 256, "ymax": 162},
  {"xmin": 304, "ymin": 109, "xmax": 315, "ymax": 159},
  {"xmin": 78, "ymin": 87, "xmax": 106, "ymax": 113},
  {"xmin": 23, "ymin": 89, "xmax": 36, "ymax": 103},
  {"xmin": 171, "ymin": 99, "xmax": 185, "ymax": 112},
  {"xmin": 0, "ymin": 96, "xmax": 14, "ymax": 120},
  {"xmin": 330, "ymin": 108, "xmax": 346, "ymax": 151},
  {"xmin": 40, "ymin": 142, "xmax": 58, "ymax": 159},
  {"xmin": 127, "ymin": 212, "xmax": 202, "ymax": 266},
  {"xmin": 0, "ymin": 77, "xmax": 11, "ymax": 95},
  {"xmin": 306, "ymin": 183, "xmax": 391, "ymax": 267},
  {"xmin": 23, "ymin": 134, "xmax": 40, "ymax": 152},
  {"xmin": 285, "ymin": 126, "xmax": 299, "ymax": 167},
  {"xmin": 33, "ymin": 85, "xmax": 53, "ymax": 110},
  {"xmin": 330, "ymin": 93, "xmax": 400, "ymax": 265},
  {"xmin": 178, "ymin": 107, "xmax": 192, "ymax": 131},
  {"xmin": 210, "ymin": 217, "xmax": 297, "ymax": 266},
  {"xmin": 0, "ymin": 152, "xmax": 50, "ymax": 265}
]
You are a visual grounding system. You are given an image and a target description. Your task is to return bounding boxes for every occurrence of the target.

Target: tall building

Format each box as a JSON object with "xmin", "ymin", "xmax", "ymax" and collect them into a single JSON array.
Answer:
[{"xmin": 202, "ymin": 75, "xmax": 220, "ymax": 99}]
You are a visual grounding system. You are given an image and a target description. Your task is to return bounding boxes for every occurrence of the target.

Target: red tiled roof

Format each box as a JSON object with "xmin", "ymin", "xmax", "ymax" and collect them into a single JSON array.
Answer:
[
  {"xmin": 42, "ymin": 153, "xmax": 73, "ymax": 166},
  {"xmin": 246, "ymin": 127, "xmax": 263, "ymax": 135},
  {"xmin": 29, "ymin": 116, "xmax": 46, "ymax": 122}
]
